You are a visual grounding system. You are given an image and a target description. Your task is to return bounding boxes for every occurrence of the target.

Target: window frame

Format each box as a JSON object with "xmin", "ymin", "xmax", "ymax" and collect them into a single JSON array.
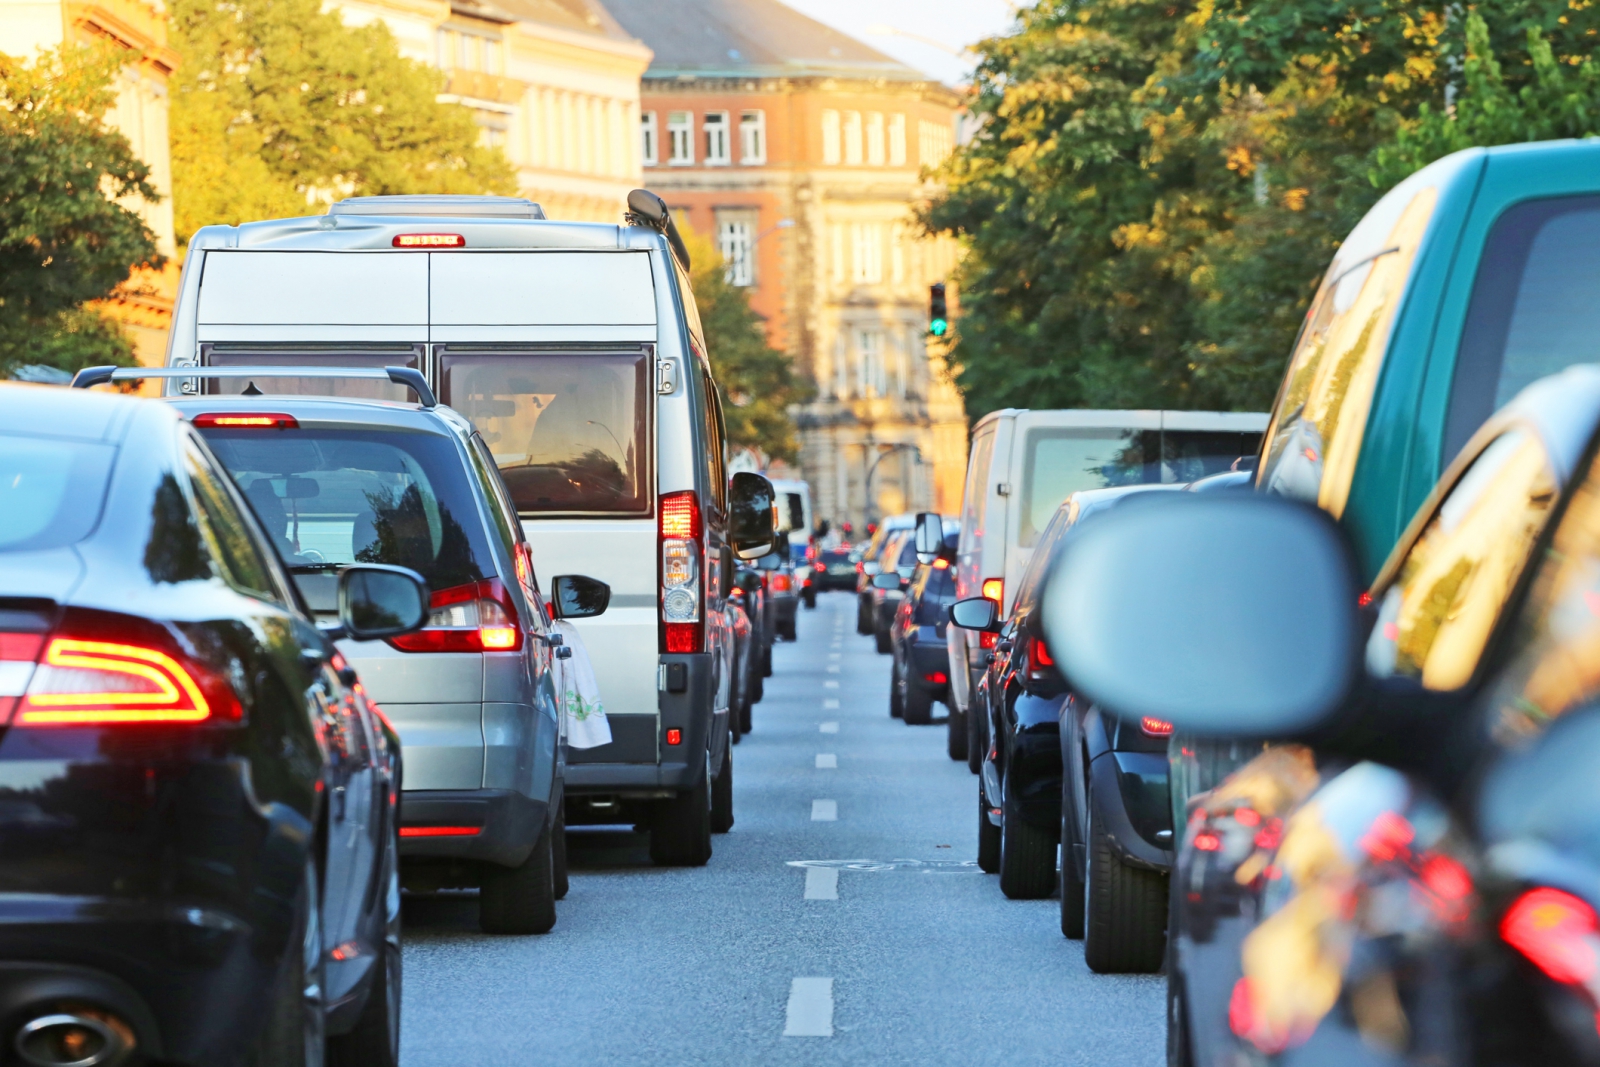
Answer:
[
  {"xmin": 703, "ymin": 110, "xmax": 731, "ymax": 166},
  {"xmin": 667, "ymin": 111, "xmax": 694, "ymax": 166},
  {"xmin": 740, "ymin": 110, "xmax": 766, "ymax": 164},
  {"xmin": 640, "ymin": 111, "xmax": 658, "ymax": 167}
]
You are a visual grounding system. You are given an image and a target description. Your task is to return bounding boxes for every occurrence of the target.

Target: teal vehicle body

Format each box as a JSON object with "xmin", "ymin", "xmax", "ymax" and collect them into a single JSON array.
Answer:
[{"xmin": 1259, "ymin": 138, "xmax": 1600, "ymax": 579}]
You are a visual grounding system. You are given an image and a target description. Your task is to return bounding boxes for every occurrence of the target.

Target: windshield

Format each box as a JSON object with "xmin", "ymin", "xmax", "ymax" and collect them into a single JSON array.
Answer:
[
  {"xmin": 198, "ymin": 428, "xmax": 495, "ymax": 593},
  {"xmin": 0, "ymin": 435, "xmax": 114, "ymax": 552},
  {"xmin": 439, "ymin": 350, "xmax": 650, "ymax": 517}
]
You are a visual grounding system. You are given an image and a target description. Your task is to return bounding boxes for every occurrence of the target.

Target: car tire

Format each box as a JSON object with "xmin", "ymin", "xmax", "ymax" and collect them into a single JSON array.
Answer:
[
  {"xmin": 999, "ymin": 773, "xmax": 1057, "ymax": 900},
  {"xmin": 249, "ymin": 857, "xmax": 326, "ymax": 1067},
  {"xmin": 762, "ymin": 643, "xmax": 772, "ymax": 677},
  {"xmin": 947, "ymin": 705, "xmax": 968, "ymax": 761},
  {"xmin": 711, "ymin": 747, "xmax": 734, "ymax": 834},
  {"xmin": 479, "ymin": 821, "xmax": 557, "ymax": 935},
  {"xmin": 903, "ymin": 682, "xmax": 934, "ymax": 725},
  {"xmin": 1167, "ymin": 925, "xmax": 1192, "ymax": 1066},
  {"xmin": 1060, "ymin": 788, "xmax": 1085, "ymax": 939},
  {"xmin": 803, "ymin": 589, "xmax": 817, "ymax": 609},
  {"xmin": 977, "ymin": 786, "xmax": 1000, "ymax": 874},
  {"xmin": 739, "ymin": 688, "xmax": 753, "ymax": 733},
  {"xmin": 329, "ymin": 809, "xmax": 401, "ymax": 1067},
  {"xmin": 889, "ymin": 669, "xmax": 904, "ymax": 718},
  {"xmin": 857, "ymin": 596, "xmax": 872, "ymax": 635},
  {"xmin": 552, "ymin": 796, "xmax": 569, "ymax": 902},
  {"xmin": 874, "ymin": 626, "xmax": 892, "ymax": 654},
  {"xmin": 650, "ymin": 765, "xmax": 713, "ymax": 867},
  {"xmin": 1083, "ymin": 785, "xmax": 1167, "ymax": 973},
  {"xmin": 966, "ymin": 701, "xmax": 984, "ymax": 775}
]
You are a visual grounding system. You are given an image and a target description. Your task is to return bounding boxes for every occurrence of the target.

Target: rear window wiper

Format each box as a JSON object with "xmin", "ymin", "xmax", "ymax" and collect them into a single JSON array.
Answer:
[{"xmin": 288, "ymin": 562, "xmax": 344, "ymax": 573}]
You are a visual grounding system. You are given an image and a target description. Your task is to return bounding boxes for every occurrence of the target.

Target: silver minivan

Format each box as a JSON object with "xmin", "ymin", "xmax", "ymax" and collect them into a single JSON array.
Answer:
[{"xmin": 162, "ymin": 193, "xmax": 773, "ymax": 866}]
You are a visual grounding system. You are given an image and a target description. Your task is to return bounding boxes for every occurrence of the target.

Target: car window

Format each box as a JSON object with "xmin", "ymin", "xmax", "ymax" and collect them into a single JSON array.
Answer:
[
  {"xmin": 703, "ymin": 371, "xmax": 728, "ymax": 514},
  {"xmin": 1258, "ymin": 186, "xmax": 1438, "ymax": 518},
  {"xmin": 960, "ymin": 424, "xmax": 996, "ymax": 553},
  {"xmin": 1366, "ymin": 429, "xmax": 1557, "ymax": 691},
  {"xmin": 914, "ymin": 562, "xmax": 957, "ymax": 624},
  {"xmin": 896, "ymin": 537, "xmax": 918, "ymax": 569},
  {"xmin": 0, "ymin": 433, "xmax": 115, "ymax": 552},
  {"xmin": 182, "ymin": 435, "xmax": 286, "ymax": 604},
  {"xmin": 1446, "ymin": 196, "xmax": 1600, "ymax": 459},
  {"xmin": 466, "ymin": 433, "xmax": 518, "ymax": 560},
  {"xmin": 1011, "ymin": 503, "xmax": 1074, "ymax": 613}
]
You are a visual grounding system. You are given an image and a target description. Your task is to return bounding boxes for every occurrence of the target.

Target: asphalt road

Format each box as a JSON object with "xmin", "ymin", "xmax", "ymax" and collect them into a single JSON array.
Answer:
[{"xmin": 398, "ymin": 591, "xmax": 1164, "ymax": 1066}]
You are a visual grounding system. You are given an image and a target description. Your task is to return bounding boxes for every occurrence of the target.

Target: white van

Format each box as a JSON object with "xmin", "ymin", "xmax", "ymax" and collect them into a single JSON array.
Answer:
[
  {"xmin": 945, "ymin": 409, "xmax": 1267, "ymax": 742},
  {"xmin": 164, "ymin": 192, "xmax": 772, "ymax": 866}
]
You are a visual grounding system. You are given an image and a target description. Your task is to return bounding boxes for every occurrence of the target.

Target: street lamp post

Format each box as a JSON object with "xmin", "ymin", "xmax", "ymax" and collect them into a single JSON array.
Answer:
[{"xmin": 863, "ymin": 443, "xmax": 921, "ymax": 527}]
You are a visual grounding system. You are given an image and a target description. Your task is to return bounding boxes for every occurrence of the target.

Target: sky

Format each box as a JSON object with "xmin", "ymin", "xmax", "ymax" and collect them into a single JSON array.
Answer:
[{"xmin": 779, "ymin": 0, "xmax": 1020, "ymax": 85}]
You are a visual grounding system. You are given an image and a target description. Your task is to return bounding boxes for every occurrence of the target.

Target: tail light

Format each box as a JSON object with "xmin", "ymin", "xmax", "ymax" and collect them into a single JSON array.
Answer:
[
  {"xmin": 389, "ymin": 579, "xmax": 522, "ymax": 653},
  {"xmin": 8, "ymin": 609, "xmax": 242, "ymax": 726},
  {"xmin": 191, "ymin": 412, "xmax": 300, "ymax": 429},
  {"xmin": 768, "ymin": 573, "xmax": 792, "ymax": 594},
  {"xmin": 980, "ymin": 631, "xmax": 998, "ymax": 650},
  {"xmin": 981, "ymin": 577, "xmax": 1004, "ymax": 604},
  {"xmin": 660, "ymin": 491, "xmax": 703, "ymax": 653},
  {"xmin": 806, "ymin": 543, "xmax": 818, "ymax": 561},
  {"xmin": 924, "ymin": 671, "xmax": 948, "ymax": 684},
  {"xmin": 1141, "ymin": 717, "xmax": 1174, "ymax": 736},
  {"xmin": 933, "ymin": 557, "xmax": 950, "ymax": 569},
  {"xmin": 1502, "ymin": 887, "xmax": 1600, "ymax": 986}
]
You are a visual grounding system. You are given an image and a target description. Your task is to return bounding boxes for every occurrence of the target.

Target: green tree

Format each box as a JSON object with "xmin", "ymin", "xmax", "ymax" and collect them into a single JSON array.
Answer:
[
  {"xmin": 679, "ymin": 223, "xmax": 810, "ymax": 463},
  {"xmin": 0, "ymin": 46, "xmax": 160, "ymax": 378},
  {"xmin": 170, "ymin": 0, "xmax": 515, "ymax": 245}
]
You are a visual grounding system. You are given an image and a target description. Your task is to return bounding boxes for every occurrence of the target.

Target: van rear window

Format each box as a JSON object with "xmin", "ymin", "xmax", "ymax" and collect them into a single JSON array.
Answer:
[{"xmin": 440, "ymin": 351, "xmax": 651, "ymax": 517}]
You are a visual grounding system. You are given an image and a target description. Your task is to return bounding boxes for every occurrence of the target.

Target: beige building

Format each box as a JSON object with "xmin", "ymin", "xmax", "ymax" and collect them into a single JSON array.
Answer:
[
  {"xmin": 338, "ymin": 0, "xmax": 652, "ymax": 221},
  {"xmin": 1, "ymin": 0, "xmax": 181, "ymax": 364},
  {"xmin": 606, "ymin": 0, "xmax": 968, "ymax": 532}
]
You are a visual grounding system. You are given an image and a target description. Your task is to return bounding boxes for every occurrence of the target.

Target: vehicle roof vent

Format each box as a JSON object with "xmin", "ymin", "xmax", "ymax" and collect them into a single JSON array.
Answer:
[{"xmin": 329, "ymin": 195, "xmax": 546, "ymax": 220}]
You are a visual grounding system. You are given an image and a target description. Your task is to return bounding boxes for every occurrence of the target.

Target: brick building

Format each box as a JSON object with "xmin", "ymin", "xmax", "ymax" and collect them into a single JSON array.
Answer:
[{"xmin": 606, "ymin": 0, "xmax": 969, "ymax": 531}]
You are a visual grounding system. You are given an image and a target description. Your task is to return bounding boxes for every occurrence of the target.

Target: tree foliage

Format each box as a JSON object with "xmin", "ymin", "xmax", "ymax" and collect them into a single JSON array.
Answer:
[
  {"xmin": 0, "ymin": 46, "xmax": 160, "ymax": 376},
  {"xmin": 929, "ymin": 0, "xmax": 1600, "ymax": 418},
  {"xmin": 170, "ymin": 0, "xmax": 516, "ymax": 244},
  {"xmin": 679, "ymin": 224, "xmax": 810, "ymax": 463}
]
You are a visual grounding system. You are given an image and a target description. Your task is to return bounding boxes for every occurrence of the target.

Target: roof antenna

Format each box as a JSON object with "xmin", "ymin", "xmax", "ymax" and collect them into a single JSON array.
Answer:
[{"xmin": 242, "ymin": 381, "xmax": 263, "ymax": 396}]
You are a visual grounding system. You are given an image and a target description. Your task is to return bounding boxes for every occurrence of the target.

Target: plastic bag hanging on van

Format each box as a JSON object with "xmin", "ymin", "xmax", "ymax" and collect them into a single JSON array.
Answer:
[{"xmin": 554, "ymin": 620, "xmax": 611, "ymax": 749}]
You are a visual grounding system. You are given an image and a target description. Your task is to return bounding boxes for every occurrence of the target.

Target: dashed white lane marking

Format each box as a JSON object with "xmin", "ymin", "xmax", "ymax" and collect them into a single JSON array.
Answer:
[
  {"xmin": 783, "ymin": 977, "xmax": 834, "ymax": 1037},
  {"xmin": 824, "ymin": 680, "xmax": 839, "ymax": 688},
  {"xmin": 816, "ymin": 753, "xmax": 837, "ymax": 769},
  {"xmin": 828, "ymin": 651, "xmax": 841, "ymax": 659},
  {"xmin": 826, "ymin": 665, "xmax": 840, "ymax": 673},
  {"xmin": 812, "ymin": 799, "xmax": 837, "ymax": 821},
  {"xmin": 820, "ymin": 722, "xmax": 838, "ymax": 733},
  {"xmin": 803, "ymin": 866, "xmax": 839, "ymax": 900}
]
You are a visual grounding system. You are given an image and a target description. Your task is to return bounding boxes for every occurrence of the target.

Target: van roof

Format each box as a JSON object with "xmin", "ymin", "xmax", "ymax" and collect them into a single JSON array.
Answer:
[
  {"xmin": 329, "ymin": 195, "xmax": 546, "ymax": 220},
  {"xmin": 186, "ymin": 211, "xmax": 663, "ymax": 255},
  {"xmin": 971, "ymin": 408, "xmax": 1268, "ymax": 432}
]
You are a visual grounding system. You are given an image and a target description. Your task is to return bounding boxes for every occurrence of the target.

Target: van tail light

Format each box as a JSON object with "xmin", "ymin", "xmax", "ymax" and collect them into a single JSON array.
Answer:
[
  {"xmin": 660, "ymin": 491, "xmax": 703, "ymax": 653},
  {"xmin": 768, "ymin": 573, "xmax": 792, "ymax": 594},
  {"xmin": 1141, "ymin": 717, "xmax": 1174, "ymax": 737},
  {"xmin": 390, "ymin": 579, "xmax": 523, "ymax": 653},
  {"xmin": 982, "ymin": 578, "xmax": 1004, "ymax": 604},
  {"xmin": 980, "ymin": 631, "xmax": 998, "ymax": 650},
  {"xmin": 10, "ymin": 609, "xmax": 242, "ymax": 726},
  {"xmin": 1502, "ymin": 887, "xmax": 1600, "ymax": 987}
]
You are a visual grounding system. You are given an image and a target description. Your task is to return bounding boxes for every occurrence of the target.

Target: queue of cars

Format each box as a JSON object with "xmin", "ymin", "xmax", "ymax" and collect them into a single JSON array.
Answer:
[{"xmin": 0, "ymin": 191, "xmax": 784, "ymax": 1066}]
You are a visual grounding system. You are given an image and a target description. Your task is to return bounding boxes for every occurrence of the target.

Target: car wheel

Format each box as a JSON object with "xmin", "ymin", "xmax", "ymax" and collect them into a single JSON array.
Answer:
[
  {"xmin": 947, "ymin": 705, "xmax": 968, "ymax": 762},
  {"xmin": 999, "ymin": 772, "xmax": 1057, "ymax": 899},
  {"xmin": 1166, "ymin": 927, "xmax": 1192, "ymax": 1066},
  {"xmin": 966, "ymin": 700, "xmax": 984, "ymax": 775},
  {"xmin": 803, "ymin": 589, "xmax": 817, "ymax": 608},
  {"xmin": 329, "ymin": 810, "xmax": 401, "ymax": 1067},
  {"xmin": 762, "ymin": 643, "xmax": 772, "ymax": 678},
  {"xmin": 479, "ymin": 820, "xmax": 557, "ymax": 935},
  {"xmin": 650, "ymin": 761, "xmax": 713, "ymax": 867},
  {"xmin": 740, "ymin": 686, "xmax": 754, "ymax": 732},
  {"xmin": 1083, "ymin": 784, "xmax": 1167, "ymax": 973},
  {"xmin": 977, "ymin": 785, "xmax": 1000, "ymax": 874},
  {"xmin": 857, "ymin": 596, "xmax": 872, "ymax": 635},
  {"xmin": 248, "ymin": 857, "xmax": 326, "ymax": 1067},
  {"xmin": 711, "ymin": 746, "xmax": 734, "ymax": 834},
  {"xmin": 1060, "ymin": 784, "xmax": 1085, "ymax": 939},
  {"xmin": 903, "ymin": 682, "xmax": 934, "ymax": 726},
  {"xmin": 552, "ymin": 795, "xmax": 569, "ymax": 901}
]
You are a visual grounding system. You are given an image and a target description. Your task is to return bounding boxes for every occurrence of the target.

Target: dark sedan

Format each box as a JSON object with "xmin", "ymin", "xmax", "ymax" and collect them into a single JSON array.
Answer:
[
  {"xmin": 888, "ymin": 552, "xmax": 956, "ymax": 725},
  {"xmin": 812, "ymin": 546, "xmax": 857, "ymax": 592},
  {"xmin": 0, "ymin": 384, "xmax": 425, "ymax": 1066}
]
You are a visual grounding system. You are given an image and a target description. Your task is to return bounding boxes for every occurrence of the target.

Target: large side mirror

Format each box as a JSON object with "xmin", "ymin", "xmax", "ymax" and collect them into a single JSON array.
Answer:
[
  {"xmin": 552, "ymin": 574, "xmax": 610, "ymax": 619},
  {"xmin": 871, "ymin": 572, "xmax": 903, "ymax": 591},
  {"xmin": 339, "ymin": 564, "xmax": 429, "ymax": 640},
  {"xmin": 949, "ymin": 596, "xmax": 1000, "ymax": 632},
  {"xmin": 728, "ymin": 471, "xmax": 777, "ymax": 560},
  {"xmin": 914, "ymin": 512, "xmax": 943, "ymax": 564},
  {"xmin": 1040, "ymin": 494, "xmax": 1361, "ymax": 738}
]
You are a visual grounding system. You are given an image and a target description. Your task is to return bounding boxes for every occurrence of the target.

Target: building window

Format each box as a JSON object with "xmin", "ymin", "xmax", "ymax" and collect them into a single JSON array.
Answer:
[
  {"xmin": 857, "ymin": 330, "xmax": 885, "ymax": 398},
  {"xmin": 891, "ymin": 224, "xmax": 906, "ymax": 283},
  {"xmin": 821, "ymin": 109, "xmax": 841, "ymax": 165},
  {"xmin": 740, "ymin": 110, "xmax": 766, "ymax": 164},
  {"xmin": 843, "ymin": 111, "xmax": 863, "ymax": 165},
  {"xmin": 704, "ymin": 111, "xmax": 730, "ymax": 165},
  {"xmin": 866, "ymin": 112, "xmax": 885, "ymax": 166},
  {"xmin": 851, "ymin": 223, "xmax": 883, "ymax": 284},
  {"xmin": 640, "ymin": 111, "xmax": 658, "ymax": 167},
  {"xmin": 889, "ymin": 114, "xmax": 907, "ymax": 166},
  {"xmin": 717, "ymin": 210, "xmax": 758, "ymax": 287},
  {"xmin": 919, "ymin": 118, "xmax": 953, "ymax": 167},
  {"xmin": 436, "ymin": 27, "xmax": 503, "ymax": 74},
  {"xmin": 830, "ymin": 223, "xmax": 845, "ymax": 283},
  {"xmin": 668, "ymin": 111, "xmax": 693, "ymax": 165}
]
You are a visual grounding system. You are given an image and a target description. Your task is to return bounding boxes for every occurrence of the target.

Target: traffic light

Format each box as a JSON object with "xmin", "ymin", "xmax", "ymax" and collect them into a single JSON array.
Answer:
[{"xmin": 928, "ymin": 282, "xmax": 949, "ymax": 337}]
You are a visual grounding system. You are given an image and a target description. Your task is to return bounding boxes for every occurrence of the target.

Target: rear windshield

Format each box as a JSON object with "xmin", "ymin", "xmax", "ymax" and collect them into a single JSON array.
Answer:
[
  {"xmin": 198, "ymin": 428, "xmax": 494, "ymax": 594},
  {"xmin": 1019, "ymin": 427, "xmax": 1260, "ymax": 546},
  {"xmin": 0, "ymin": 435, "xmax": 115, "ymax": 552},
  {"xmin": 439, "ymin": 350, "xmax": 651, "ymax": 517}
]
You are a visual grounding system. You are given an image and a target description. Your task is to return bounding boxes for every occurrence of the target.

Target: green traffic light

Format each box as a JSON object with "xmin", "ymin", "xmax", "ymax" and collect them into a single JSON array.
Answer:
[{"xmin": 929, "ymin": 318, "xmax": 949, "ymax": 337}]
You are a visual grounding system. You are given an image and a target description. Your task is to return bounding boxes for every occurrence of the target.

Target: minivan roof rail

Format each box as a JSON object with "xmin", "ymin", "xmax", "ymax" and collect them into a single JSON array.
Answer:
[
  {"xmin": 70, "ymin": 365, "xmax": 437, "ymax": 408},
  {"xmin": 329, "ymin": 195, "xmax": 546, "ymax": 220}
]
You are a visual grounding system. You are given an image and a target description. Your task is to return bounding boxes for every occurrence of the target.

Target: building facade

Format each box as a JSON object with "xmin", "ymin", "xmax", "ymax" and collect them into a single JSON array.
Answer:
[
  {"xmin": 338, "ymin": 0, "xmax": 652, "ymax": 222},
  {"xmin": 606, "ymin": 0, "xmax": 968, "ymax": 532}
]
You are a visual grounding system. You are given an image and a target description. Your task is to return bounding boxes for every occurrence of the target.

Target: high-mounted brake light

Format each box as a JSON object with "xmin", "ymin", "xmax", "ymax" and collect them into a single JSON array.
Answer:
[
  {"xmin": 392, "ymin": 233, "xmax": 465, "ymax": 248},
  {"xmin": 17, "ymin": 628, "xmax": 242, "ymax": 726},
  {"xmin": 192, "ymin": 413, "xmax": 299, "ymax": 430},
  {"xmin": 389, "ymin": 579, "xmax": 522, "ymax": 653},
  {"xmin": 660, "ymin": 491, "xmax": 703, "ymax": 653},
  {"xmin": 399, "ymin": 826, "xmax": 481, "ymax": 838},
  {"xmin": 982, "ymin": 578, "xmax": 1004, "ymax": 603},
  {"xmin": 1141, "ymin": 717, "xmax": 1174, "ymax": 736}
]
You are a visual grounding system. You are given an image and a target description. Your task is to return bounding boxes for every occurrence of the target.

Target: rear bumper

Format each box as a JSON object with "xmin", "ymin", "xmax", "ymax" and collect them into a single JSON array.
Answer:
[
  {"xmin": 905, "ymin": 640, "xmax": 950, "ymax": 697},
  {"xmin": 771, "ymin": 595, "xmax": 798, "ymax": 625},
  {"xmin": 400, "ymin": 788, "xmax": 547, "ymax": 868},
  {"xmin": 564, "ymin": 653, "xmax": 714, "ymax": 797},
  {"xmin": 1089, "ymin": 752, "xmax": 1173, "ymax": 872}
]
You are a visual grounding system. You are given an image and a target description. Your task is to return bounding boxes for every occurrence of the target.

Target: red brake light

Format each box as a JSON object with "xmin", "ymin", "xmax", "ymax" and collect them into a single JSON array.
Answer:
[
  {"xmin": 665, "ymin": 728, "xmax": 682, "ymax": 745},
  {"xmin": 924, "ymin": 671, "xmax": 948, "ymax": 684},
  {"xmin": 933, "ymin": 557, "xmax": 950, "ymax": 569},
  {"xmin": 981, "ymin": 578, "xmax": 1003, "ymax": 603},
  {"xmin": 660, "ymin": 492, "xmax": 702, "ymax": 540},
  {"xmin": 389, "ymin": 579, "xmax": 522, "ymax": 653},
  {"xmin": 192, "ymin": 413, "xmax": 299, "ymax": 429},
  {"xmin": 1140, "ymin": 716, "xmax": 1173, "ymax": 736},
  {"xmin": 1193, "ymin": 831, "xmax": 1221, "ymax": 852},
  {"xmin": 399, "ymin": 826, "xmax": 481, "ymax": 838},
  {"xmin": 1502, "ymin": 887, "xmax": 1600, "ymax": 985},
  {"xmin": 980, "ymin": 631, "xmax": 998, "ymax": 650},
  {"xmin": 768, "ymin": 573, "xmax": 792, "ymax": 593},
  {"xmin": 1357, "ymin": 591, "xmax": 1373, "ymax": 608},
  {"xmin": 1032, "ymin": 637, "xmax": 1054, "ymax": 668},
  {"xmin": 660, "ymin": 492, "xmax": 703, "ymax": 653},
  {"xmin": 393, "ymin": 233, "xmax": 465, "ymax": 248}
]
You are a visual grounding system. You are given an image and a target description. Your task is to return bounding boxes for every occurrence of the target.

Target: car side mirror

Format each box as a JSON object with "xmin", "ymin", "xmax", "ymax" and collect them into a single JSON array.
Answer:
[
  {"xmin": 1041, "ymin": 494, "xmax": 1361, "ymax": 738},
  {"xmin": 735, "ymin": 571, "xmax": 762, "ymax": 594},
  {"xmin": 949, "ymin": 596, "xmax": 1000, "ymax": 632},
  {"xmin": 728, "ymin": 471, "xmax": 777, "ymax": 560},
  {"xmin": 552, "ymin": 574, "xmax": 610, "ymax": 619},
  {"xmin": 339, "ymin": 564, "xmax": 429, "ymax": 640},
  {"xmin": 914, "ymin": 511, "xmax": 943, "ymax": 564},
  {"xmin": 870, "ymin": 572, "xmax": 901, "ymax": 591}
]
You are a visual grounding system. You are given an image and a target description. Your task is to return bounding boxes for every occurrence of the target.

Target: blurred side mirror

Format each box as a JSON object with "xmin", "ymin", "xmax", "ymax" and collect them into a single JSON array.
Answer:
[
  {"xmin": 1041, "ymin": 494, "xmax": 1360, "ymax": 737},
  {"xmin": 950, "ymin": 596, "xmax": 1000, "ymax": 632},
  {"xmin": 735, "ymin": 571, "xmax": 762, "ymax": 593},
  {"xmin": 340, "ymin": 564, "xmax": 429, "ymax": 639},
  {"xmin": 914, "ymin": 511, "xmax": 943, "ymax": 563},
  {"xmin": 552, "ymin": 574, "xmax": 610, "ymax": 619},
  {"xmin": 870, "ymin": 572, "xmax": 902, "ymax": 591},
  {"xmin": 729, "ymin": 471, "xmax": 776, "ymax": 560}
]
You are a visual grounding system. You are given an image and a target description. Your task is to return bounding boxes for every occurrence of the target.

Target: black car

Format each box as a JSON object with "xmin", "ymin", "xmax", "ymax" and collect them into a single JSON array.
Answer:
[
  {"xmin": 0, "ymin": 384, "xmax": 425, "ymax": 1066},
  {"xmin": 871, "ymin": 532, "xmax": 919, "ymax": 654},
  {"xmin": 888, "ymin": 543, "xmax": 957, "ymax": 725},
  {"xmin": 813, "ymin": 546, "xmax": 857, "ymax": 592},
  {"xmin": 1043, "ymin": 365, "xmax": 1600, "ymax": 1067}
]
